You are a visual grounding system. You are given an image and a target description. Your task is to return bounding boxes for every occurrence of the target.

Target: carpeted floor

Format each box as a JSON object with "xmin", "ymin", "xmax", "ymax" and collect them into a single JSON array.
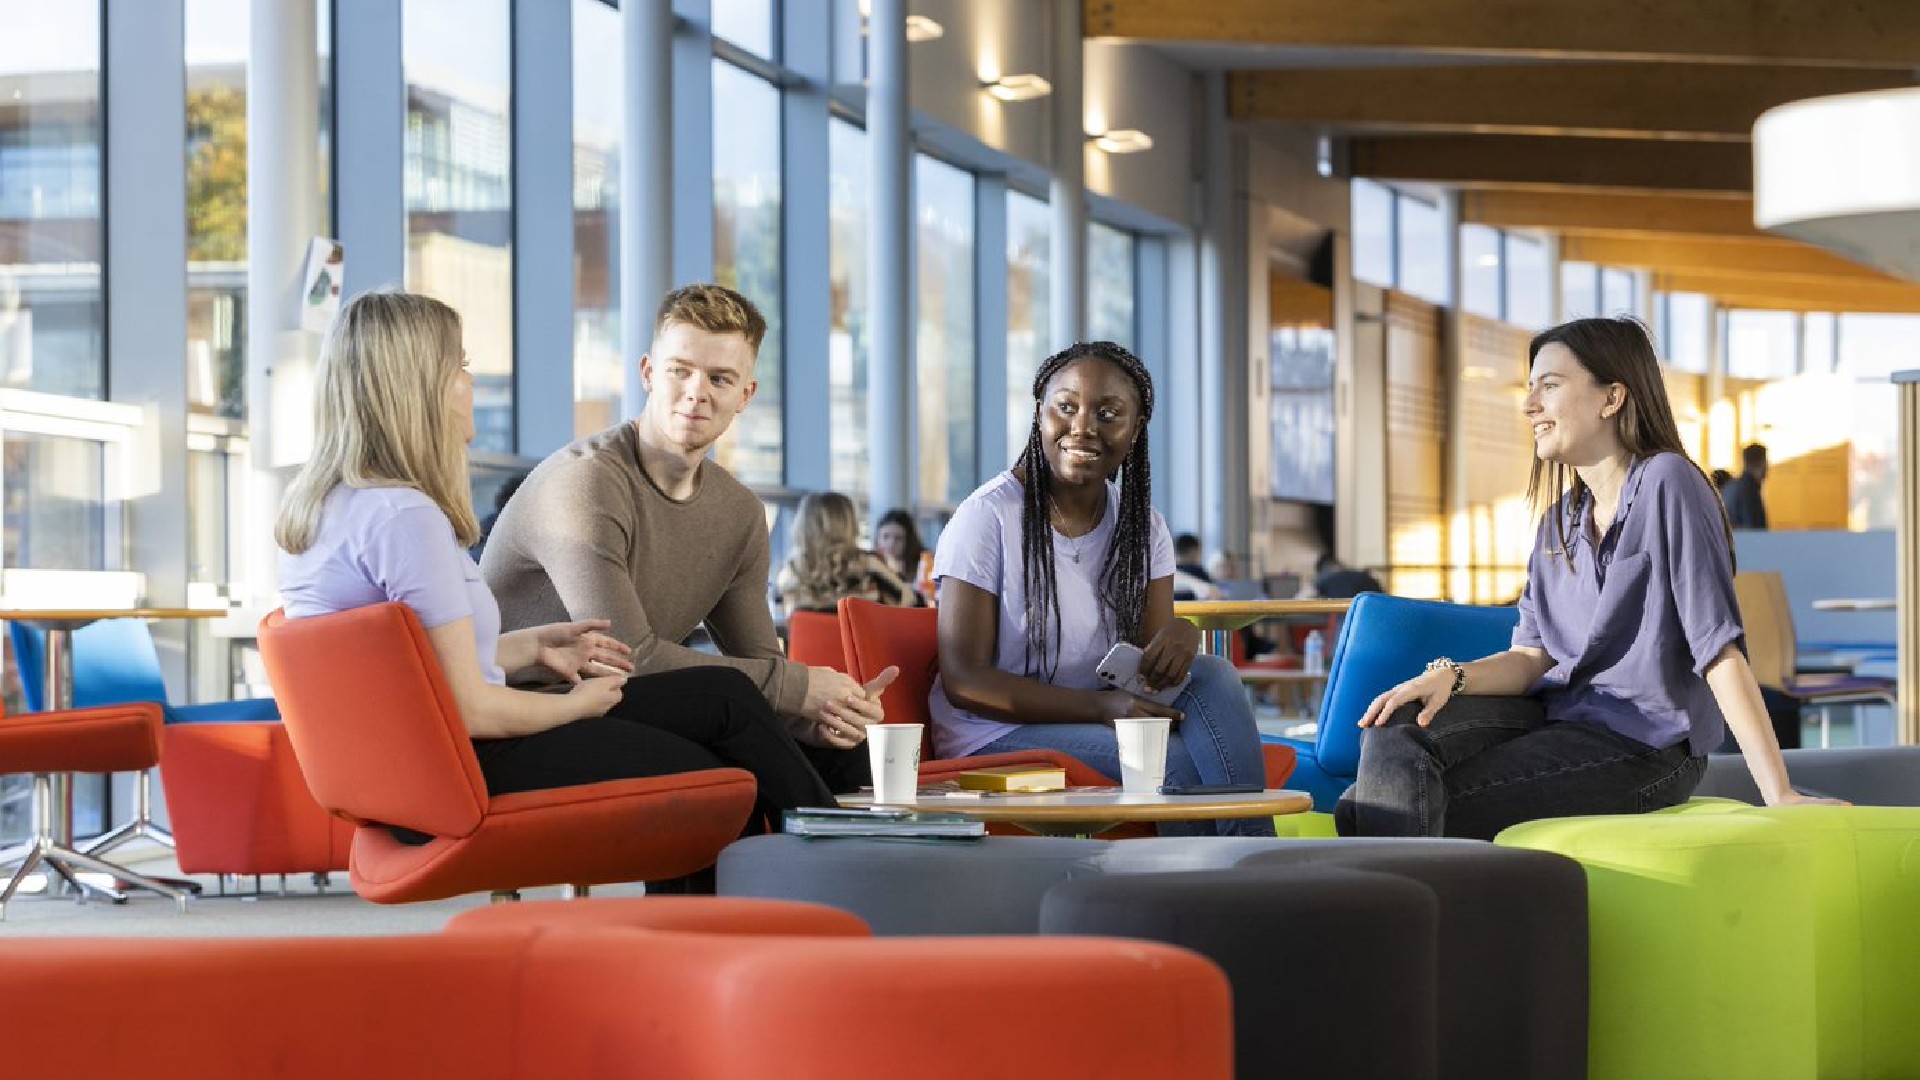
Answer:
[{"xmin": 0, "ymin": 841, "xmax": 650, "ymax": 938}]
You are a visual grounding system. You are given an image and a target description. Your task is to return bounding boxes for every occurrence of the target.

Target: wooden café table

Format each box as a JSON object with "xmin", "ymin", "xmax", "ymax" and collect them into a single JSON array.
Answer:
[
  {"xmin": 840, "ymin": 787, "xmax": 1313, "ymax": 838},
  {"xmin": 0, "ymin": 606, "xmax": 225, "ymax": 903},
  {"xmin": 1174, "ymin": 599, "xmax": 1351, "ymax": 659}
]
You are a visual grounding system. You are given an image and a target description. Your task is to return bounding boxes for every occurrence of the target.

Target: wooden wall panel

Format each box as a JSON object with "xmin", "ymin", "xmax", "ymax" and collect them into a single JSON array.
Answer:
[
  {"xmin": 1385, "ymin": 292, "xmax": 1446, "ymax": 598},
  {"xmin": 1457, "ymin": 315, "xmax": 1535, "ymax": 603}
]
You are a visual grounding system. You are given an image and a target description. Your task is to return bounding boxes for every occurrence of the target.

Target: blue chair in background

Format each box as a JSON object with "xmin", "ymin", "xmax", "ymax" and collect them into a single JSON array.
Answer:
[
  {"xmin": 1269, "ymin": 594, "xmax": 1521, "ymax": 811},
  {"xmin": 8, "ymin": 618, "xmax": 278, "ymax": 858}
]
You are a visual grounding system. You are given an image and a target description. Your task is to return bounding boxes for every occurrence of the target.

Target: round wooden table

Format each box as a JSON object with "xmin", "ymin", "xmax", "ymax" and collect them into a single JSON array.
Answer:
[
  {"xmin": 839, "ymin": 787, "xmax": 1313, "ymax": 837},
  {"xmin": 1174, "ymin": 599, "xmax": 1350, "ymax": 657}
]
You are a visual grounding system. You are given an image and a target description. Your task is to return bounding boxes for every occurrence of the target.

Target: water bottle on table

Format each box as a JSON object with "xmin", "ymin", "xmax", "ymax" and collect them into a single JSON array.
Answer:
[{"xmin": 1302, "ymin": 629, "xmax": 1325, "ymax": 675}]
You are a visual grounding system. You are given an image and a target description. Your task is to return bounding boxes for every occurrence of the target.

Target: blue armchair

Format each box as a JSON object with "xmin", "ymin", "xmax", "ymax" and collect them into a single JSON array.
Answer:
[{"xmin": 1271, "ymin": 594, "xmax": 1521, "ymax": 810}]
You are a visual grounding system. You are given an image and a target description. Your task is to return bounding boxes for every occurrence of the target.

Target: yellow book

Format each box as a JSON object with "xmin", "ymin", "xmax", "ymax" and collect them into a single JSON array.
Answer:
[{"xmin": 956, "ymin": 765, "xmax": 1068, "ymax": 793}]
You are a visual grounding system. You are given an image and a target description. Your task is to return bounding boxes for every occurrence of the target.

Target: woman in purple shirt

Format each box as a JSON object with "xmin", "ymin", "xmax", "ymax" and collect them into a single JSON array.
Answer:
[
  {"xmin": 1338, "ymin": 318, "xmax": 1839, "ymax": 839},
  {"xmin": 275, "ymin": 291, "xmax": 842, "ymax": 849}
]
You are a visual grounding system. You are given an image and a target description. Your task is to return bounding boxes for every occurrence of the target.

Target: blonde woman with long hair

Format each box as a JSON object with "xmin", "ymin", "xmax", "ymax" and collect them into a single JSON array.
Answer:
[
  {"xmin": 775, "ymin": 491, "xmax": 923, "ymax": 617},
  {"xmin": 276, "ymin": 291, "xmax": 837, "ymax": 856}
]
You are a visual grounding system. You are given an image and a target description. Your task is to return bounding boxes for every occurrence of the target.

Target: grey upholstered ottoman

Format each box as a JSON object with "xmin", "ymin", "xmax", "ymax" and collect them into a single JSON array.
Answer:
[
  {"xmin": 716, "ymin": 834, "xmax": 1109, "ymax": 934},
  {"xmin": 1042, "ymin": 866, "xmax": 1442, "ymax": 1080},
  {"xmin": 1239, "ymin": 843, "xmax": 1588, "ymax": 1080}
]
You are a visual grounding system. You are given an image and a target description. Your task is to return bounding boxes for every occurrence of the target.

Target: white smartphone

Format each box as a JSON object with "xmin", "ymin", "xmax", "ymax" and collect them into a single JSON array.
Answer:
[{"xmin": 1095, "ymin": 642, "xmax": 1190, "ymax": 706}]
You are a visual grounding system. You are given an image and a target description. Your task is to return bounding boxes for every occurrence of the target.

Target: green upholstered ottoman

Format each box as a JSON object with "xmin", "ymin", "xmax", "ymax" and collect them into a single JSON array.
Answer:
[
  {"xmin": 1270, "ymin": 810, "xmax": 1338, "ymax": 837},
  {"xmin": 1497, "ymin": 811, "xmax": 1819, "ymax": 1080},
  {"xmin": 1740, "ymin": 806, "xmax": 1920, "ymax": 1080}
]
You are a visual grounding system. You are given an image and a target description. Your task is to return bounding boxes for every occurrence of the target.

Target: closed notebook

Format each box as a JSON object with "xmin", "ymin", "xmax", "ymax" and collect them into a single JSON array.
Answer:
[
  {"xmin": 783, "ymin": 810, "xmax": 985, "ymax": 840},
  {"xmin": 956, "ymin": 764, "xmax": 1068, "ymax": 792}
]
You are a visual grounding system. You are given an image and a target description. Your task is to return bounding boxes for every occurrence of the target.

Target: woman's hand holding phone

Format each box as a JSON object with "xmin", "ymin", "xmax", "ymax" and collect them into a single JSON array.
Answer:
[
  {"xmin": 1137, "ymin": 622, "xmax": 1200, "ymax": 693},
  {"xmin": 1092, "ymin": 688, "xmax": 1183, "ymax": 728}
]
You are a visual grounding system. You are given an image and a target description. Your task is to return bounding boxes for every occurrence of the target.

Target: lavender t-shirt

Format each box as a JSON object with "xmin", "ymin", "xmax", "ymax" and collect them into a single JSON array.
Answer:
[
  {"xmin": 927, "ymin": 472, "xmax": 1175, "ymax": 759},
  {"xmin": 1514, "ymin": 452, "xmax": 1742, "ymax": 755},
  {"xmin": 279, "ymin": 485, "xmax": 506, "ymax": 686}
]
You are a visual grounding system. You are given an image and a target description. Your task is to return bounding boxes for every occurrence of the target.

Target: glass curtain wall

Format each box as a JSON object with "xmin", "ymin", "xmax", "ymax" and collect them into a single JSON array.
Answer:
[
  {"xmin": 1351, "ymin": 179, "xmax": 1393, "ymax": 288},
  {"xmin": 1504, "ymin": 232, "xmax": 1549, "ymax": 329},
  {"xmin": 183, "ymin": 0, "xmax": 331, "ymax": 422},
  {"xmin": 827, "ymin": 117, "xmax": 868, "ymax": 495},
  {"xmin": 0, "ymin": 1, "xmax": 104, "ymax": 401},
  {"xmin": 710, "ymin": 58, "xmax": 782, "ymax": 486},
  {"xmin": 1005, "ymin": 189, "xmax": 1048, "ymax": 467},
  {"xmin": 572, "ymin": 0, "xmax": 622, "ymax": 436},
  {"xmin": 403, "ymin": 0, "xmax": 514, "ymax": 452},
  {"xmin": 1087, "ymin": 220, "xmax": 1134, "ymax": 347},
  {"xmin": 185, "ymin": 0, "xmax": 249, "ymax": 421},
  {"xmin": 914, "ymin": 153, "xmax": 975, "ymax": 507},
  {"xmin": 1459, "ymin": 224, "xmax": 1501, "ymax": 319}
]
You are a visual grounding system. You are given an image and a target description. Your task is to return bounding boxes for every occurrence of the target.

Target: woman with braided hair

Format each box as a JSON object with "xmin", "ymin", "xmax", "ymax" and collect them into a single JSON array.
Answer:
[{"xmin": 928, "ymin": 341, "xmax": 1272, "ymax": 836}]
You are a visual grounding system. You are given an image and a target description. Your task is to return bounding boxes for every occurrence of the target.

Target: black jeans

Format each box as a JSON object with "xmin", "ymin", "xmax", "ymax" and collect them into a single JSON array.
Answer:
[
  {"xmin": 473, "ymin": 666, "xmax": 837, "ymax": 827},
  {"xmin": 1335, "ymin": 695, "xmax": 1706, "ymax": 840}
]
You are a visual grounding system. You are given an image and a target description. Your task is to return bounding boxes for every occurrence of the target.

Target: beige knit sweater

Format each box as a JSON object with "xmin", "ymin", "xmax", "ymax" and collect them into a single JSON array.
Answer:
[{"xmin": 480, "ymin": 422, "xmax": 811, "ymax": 730}]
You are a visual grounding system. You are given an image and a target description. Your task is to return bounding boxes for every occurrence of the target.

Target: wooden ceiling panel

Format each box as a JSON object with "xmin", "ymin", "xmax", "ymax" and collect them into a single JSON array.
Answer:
[
  {"xmin": 1351, "ymin": 136, "xmax": 1751, "ymax": 193},
  {"xmin": 1228, "ymin": 65, "xmax": 1918, "ymax": 139},
  {"xmin": 1087, "ymin": 0, "xmax": 1920, "ymax": 67},
  {"xmin": 1461, "ymin": 190, "xmax": 1766, "ymax": 238}
]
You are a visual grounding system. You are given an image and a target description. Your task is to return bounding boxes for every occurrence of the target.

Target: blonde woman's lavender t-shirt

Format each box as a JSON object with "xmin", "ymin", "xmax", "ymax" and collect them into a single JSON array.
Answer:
[
  {"xmin": 927, "ymin": 472, "xmax": 1174, "ymax": 759},
  {"xmin": 278, "ymin": 485, "xmax": 506, "ymax": 686}
]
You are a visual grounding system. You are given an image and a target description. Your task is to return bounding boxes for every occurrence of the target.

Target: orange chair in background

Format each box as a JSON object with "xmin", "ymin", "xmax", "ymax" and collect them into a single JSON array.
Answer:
[
  {"xmin": 0, "ymin": 699, "xmax": 187, "ymax": 918},
  {"xmin": 785, "ymin": 610, "xmax": 847, "ymax": 671},
  {"xmin": 258, "ymin": 603, "xmax": 758, "ymax": 903}
]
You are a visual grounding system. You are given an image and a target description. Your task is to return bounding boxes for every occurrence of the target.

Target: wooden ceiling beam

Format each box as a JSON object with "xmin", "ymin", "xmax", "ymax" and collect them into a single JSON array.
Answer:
[
  {"xmin": 1350, "ymin": 136, "xmax": 1751, "ymax": 193},
  {"xmin": 1561, "ymin": 234, "xmax": 1892, "ymax": 283},
  {"xmin": 1654, "ymin": 270, "xmax": 1920, "ymax": 310},
  {"xmin": 1228, "ymin": 65, "xmax": 1917, "ymax": 139},
  {"xmin": 1086, "ymin": 0, "xmax": 1920, "ymax": 67},
  {"xmin": 1689, "ymin": 291, "xmax": 1920, "ymax": 314},
  {"xmin": 1460, "ymin": 190, "xmax": 1766, "ymax": 238}
]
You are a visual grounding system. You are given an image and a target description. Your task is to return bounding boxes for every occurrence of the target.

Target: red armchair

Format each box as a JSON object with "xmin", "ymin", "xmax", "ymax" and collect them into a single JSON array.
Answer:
[
  {"xmin": 257, "ymin": 603, "xmax": 758, "ymax": 903},
  {"xmin": 785, "ymin": 609, "xmax": 846, "ymax": 670}
]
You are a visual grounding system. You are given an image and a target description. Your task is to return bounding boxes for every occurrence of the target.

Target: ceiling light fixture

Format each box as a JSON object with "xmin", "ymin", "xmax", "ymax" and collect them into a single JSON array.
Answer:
[
  {"xmin": 904, "ymin": 15, "xmax": 943, "ymax": 42},
  {"xmin": 1090, "ymin": 128, "xmax": 1154, "ymax": 154},
  {"xmin": 983, "ymin": 73, "xmax": 1052, "ymax": 102}
]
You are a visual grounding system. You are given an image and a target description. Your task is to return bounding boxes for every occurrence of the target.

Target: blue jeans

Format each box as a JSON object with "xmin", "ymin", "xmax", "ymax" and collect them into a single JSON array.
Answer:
[
  {"xmin": 1335, "ymin": 695, "xmax": 1706, "ymax": 840},
  {"xmin": 977, "ymin": 654, "xmax": 1274, "ymax": 837}
]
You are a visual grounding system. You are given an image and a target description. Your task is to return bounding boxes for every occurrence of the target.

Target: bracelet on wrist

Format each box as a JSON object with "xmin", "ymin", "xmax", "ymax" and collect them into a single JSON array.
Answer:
[{"xmin": 1425, "ymin": 657, "xmax": 1468, "ymax": 695}]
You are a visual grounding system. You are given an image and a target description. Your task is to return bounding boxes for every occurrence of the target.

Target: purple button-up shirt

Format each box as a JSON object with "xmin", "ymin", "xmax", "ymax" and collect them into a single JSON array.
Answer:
[{"xmin": 1514, "ymin": 452, "xmax": 1743, "ymax": 755}]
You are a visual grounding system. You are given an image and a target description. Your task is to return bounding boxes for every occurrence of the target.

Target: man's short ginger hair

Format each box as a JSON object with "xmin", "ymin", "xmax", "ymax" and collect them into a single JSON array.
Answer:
[{"xmin": 653, "ymin": 283, "xmax": 768, "ymax": 354}]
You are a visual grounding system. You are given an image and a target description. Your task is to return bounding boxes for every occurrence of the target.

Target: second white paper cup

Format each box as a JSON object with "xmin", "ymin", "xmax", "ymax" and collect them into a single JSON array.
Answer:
[
  {"xmin": 868, "ymin": 723, "xmax": 924, "ymax": 804},
  {"xmin": 1113, "ymin": 717, "xmax": 1171, "ymax": 793}
]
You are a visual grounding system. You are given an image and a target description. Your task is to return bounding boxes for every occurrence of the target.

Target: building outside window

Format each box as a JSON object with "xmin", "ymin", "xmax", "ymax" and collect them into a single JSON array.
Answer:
[
  {"xmin": 1087, "ymin": 220, "xmax": 1134, "ymax": 348},
  {"xmin": 1459, "ymin": 223, "xmax": 1501, "ymax": 319},
  {"xmin": 827, "ymin": 117, "xmax": 868, "ymax": 496},
  {"xmin": 571, "ymin": 0, "xmax": 622, "ymax": 437},
  {"xmin": 403, "ymin": 0, "xmax": 515, "ymax": 453},
  {"xmin": 1351, "ymin": 179, "xmax": 1393, "ymax": 289},
  {"xmin": 1503, "ymin": 232, "xmax": 1550, "ymax": 329},
  {"xmin": 1396, "ymin": 192, "xmax": 1447, "ymax": 305},
  {"xmin": 915, "ymin": 153, "xmax": 976, "ymax": 507},
  {"xmin": 0, "ymin": 1, "xmax": 104, "ymax": 402},
  {"xmin": 1005, "ymin": 189, "xmax": 1048, "ymax": 467},
  {"xmin": 710, "ymin": 58, "xmax": 783, "ymax": 487},
  {"xmin": 710, "ymin": 0, "xmax": 776, "ymax": 61}
]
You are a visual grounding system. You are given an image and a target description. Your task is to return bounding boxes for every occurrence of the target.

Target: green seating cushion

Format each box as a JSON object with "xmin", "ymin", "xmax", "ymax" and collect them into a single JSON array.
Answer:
[{"xmin": 1496, "ymin": 811, "xmax": 1819, "ymax": 1080}]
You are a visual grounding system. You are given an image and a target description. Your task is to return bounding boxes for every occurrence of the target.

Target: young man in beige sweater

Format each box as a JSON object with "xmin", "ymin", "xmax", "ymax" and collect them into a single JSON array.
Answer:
[{"xmin": 481, "ymin": 284, "xmax": 893, "ymax": 791}]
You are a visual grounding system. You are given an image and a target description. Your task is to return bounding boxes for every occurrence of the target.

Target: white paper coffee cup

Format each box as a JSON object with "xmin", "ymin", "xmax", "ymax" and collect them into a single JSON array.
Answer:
[
  {"xmin": 868, "ymin": 723, "xmax": 924, "ymax": 804},
  {"xmin": 1113, "ymin": 717, "xmax": 1171, "ymax": 793}
]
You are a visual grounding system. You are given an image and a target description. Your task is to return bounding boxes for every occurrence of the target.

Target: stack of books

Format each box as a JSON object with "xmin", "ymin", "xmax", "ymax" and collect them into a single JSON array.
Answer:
[
  {"xmin": 955, "ymin": 764, "xmax": 1068, "ymax": 793},
  {"xmin": 783, "ymin": 808, "xmax": 986, "ymax": 842}
]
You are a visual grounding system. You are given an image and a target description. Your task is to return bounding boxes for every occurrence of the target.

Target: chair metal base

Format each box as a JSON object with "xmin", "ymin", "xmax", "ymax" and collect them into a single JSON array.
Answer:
[
  {"xmin": 81, "ymin": 770, "xmax": 201, "ymax": 895},
  {"xmin": 0, "ymin": 774, "xmax": 190, "ymax": 920}
]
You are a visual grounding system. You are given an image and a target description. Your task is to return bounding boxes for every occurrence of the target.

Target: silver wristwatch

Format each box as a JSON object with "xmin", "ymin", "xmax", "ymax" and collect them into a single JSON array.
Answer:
[{"xmin": 1426, "ymin": 657, "xmax": 1467, "ymax": 695}]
